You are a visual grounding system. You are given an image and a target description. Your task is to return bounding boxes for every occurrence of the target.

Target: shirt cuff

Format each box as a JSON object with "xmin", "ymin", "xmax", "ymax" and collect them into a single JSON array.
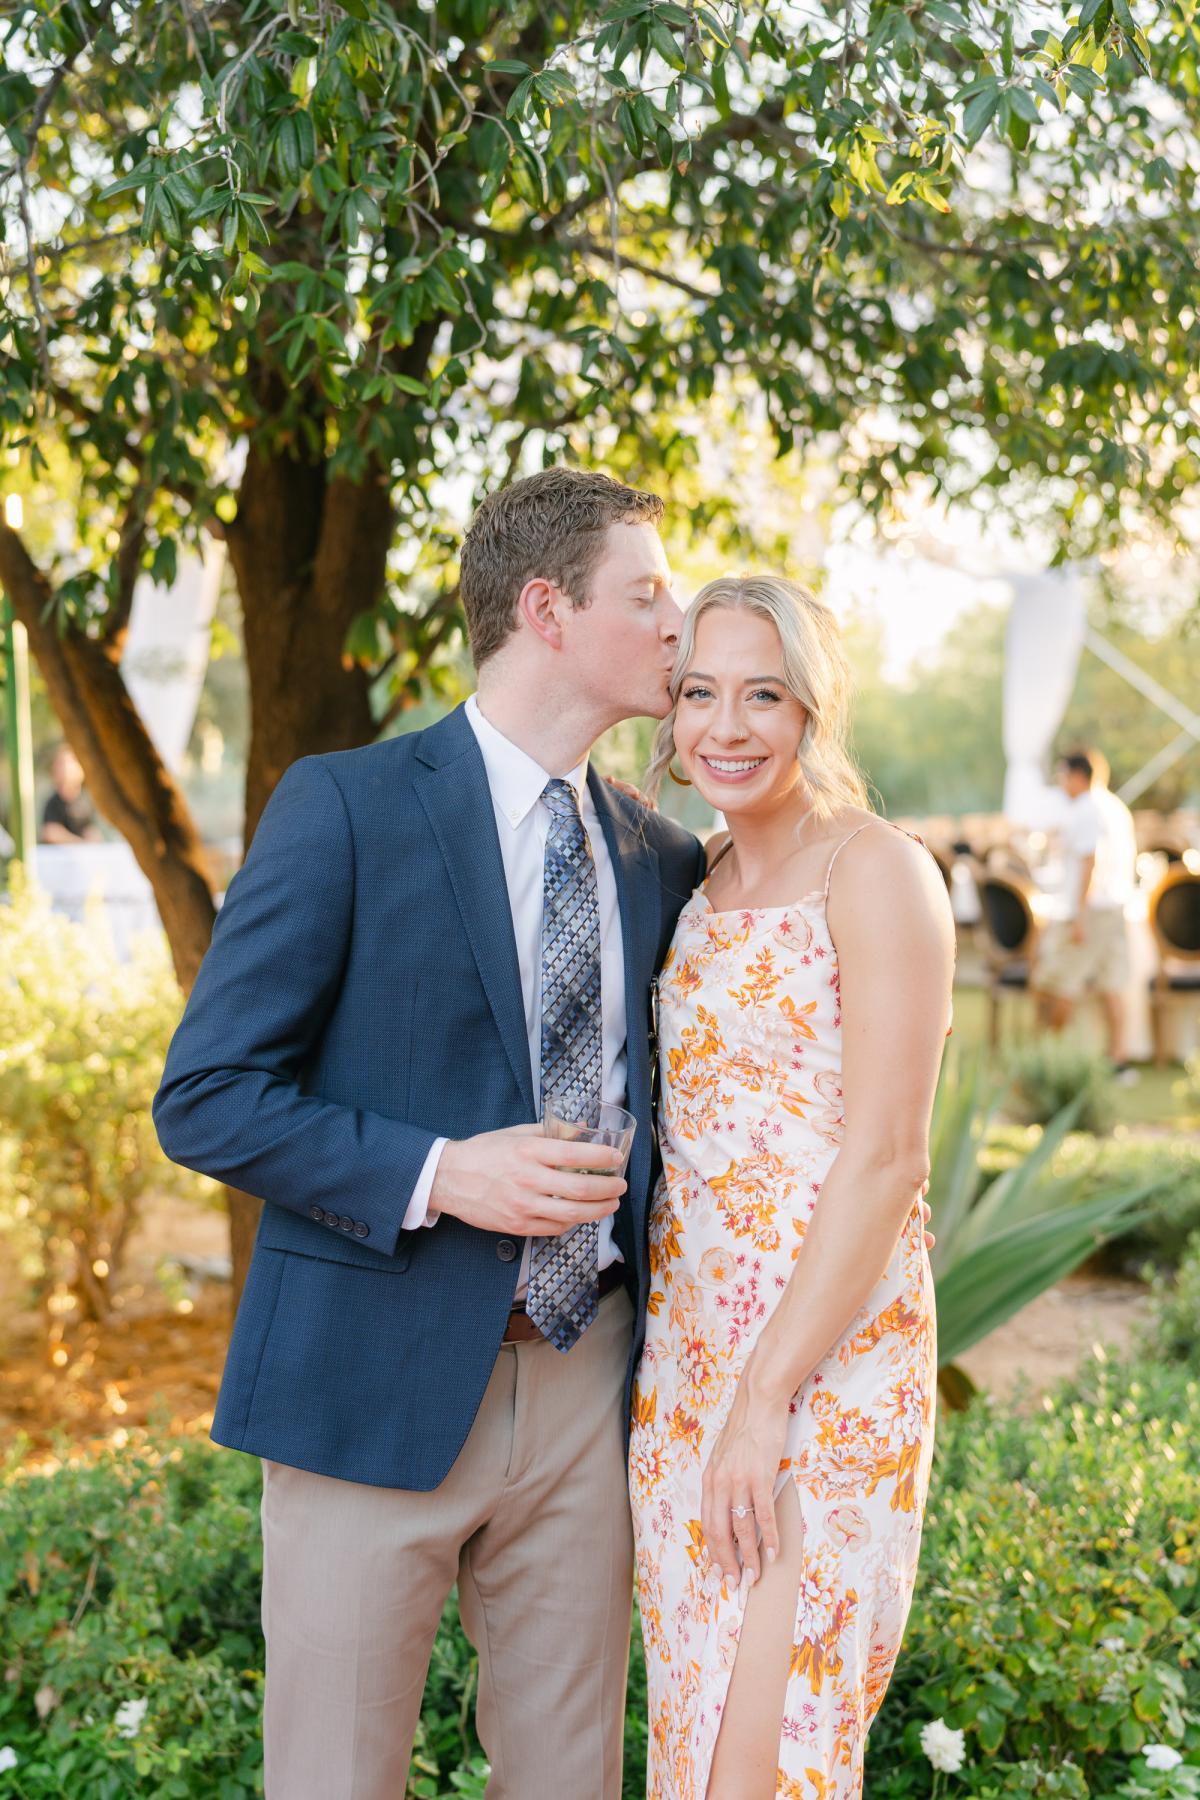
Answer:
[{"xmin": 402, "ymin": 1137, "xmax": 447, "ymax": 1230}]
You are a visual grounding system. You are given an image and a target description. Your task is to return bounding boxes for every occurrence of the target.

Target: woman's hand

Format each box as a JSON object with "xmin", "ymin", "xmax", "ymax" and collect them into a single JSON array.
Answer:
[{"xmin": 700, "ymin": 1361, "xmax": 791, "ymax": 1598}]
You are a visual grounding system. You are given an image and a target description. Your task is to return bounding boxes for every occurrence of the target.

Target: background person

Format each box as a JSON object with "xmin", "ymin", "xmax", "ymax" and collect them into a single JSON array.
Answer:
[
  {"xmin": 40, "ymin": 743, "xmax": 102, "ymax": 844},
  {"xmin": 1035, "ymin": 747, "xmax": 1137, "ymax": 1073}
]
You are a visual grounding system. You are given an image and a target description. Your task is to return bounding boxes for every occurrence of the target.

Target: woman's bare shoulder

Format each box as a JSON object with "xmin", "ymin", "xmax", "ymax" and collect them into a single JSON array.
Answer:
[{"xmin": 832, "ymin": 818, "xmax": 953, "ymax": 930}]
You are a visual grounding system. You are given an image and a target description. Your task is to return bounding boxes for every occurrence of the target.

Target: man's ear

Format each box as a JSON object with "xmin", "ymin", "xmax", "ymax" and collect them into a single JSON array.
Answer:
[{"xmin": 517, "ymin": 577, "xmax": 566, "ymax": 650}]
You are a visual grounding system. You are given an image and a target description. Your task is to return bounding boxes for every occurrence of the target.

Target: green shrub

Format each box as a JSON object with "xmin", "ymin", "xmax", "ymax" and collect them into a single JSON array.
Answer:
[
  {"xmin": 0, "ymin": 868, "xmax": 215, "ymax": 1327},
  {"xmin": 1005, "ymin": 1038, "xmax": 1116, "ymax": 1135},
  {"xmin": 4, "ymin": 1319, "xmax": 1199, "ymax": 1800},
  {"xmin": 928, "ymin": 1058, "xmax": 1160, "ymax": 1378},
  {"xmin": 865, "ymin": 1352, "xmax": 1200, "ymax": 1798},
  {"xmin": 1076, "ymin": 1137, "xmax": 1200, "ymax": 1272},
  {"xmin": 1139, "ymin": 1232, "xmax": 1200, "ymax": 1366}
]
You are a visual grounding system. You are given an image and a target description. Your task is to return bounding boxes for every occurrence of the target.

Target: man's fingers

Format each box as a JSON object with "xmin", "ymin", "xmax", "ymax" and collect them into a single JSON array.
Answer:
[
  {"xmin": 924, "ymin": 1229, "xmax": 936, "ymax": 1250},
  {"xmin": 920, "ymin": 1200, "xmax": 932, "ymax": 1224},
  {"xmin": 529, "ymin": 1138, "xmax": 623, "ymax": 1170},
  {"xmin": 526, "ymin": 1194, "xmax": 623, "ymax": 1232},
  {"xmin": 531, "ymin": 1167, "xmax": 627, "ymax": 1205}
]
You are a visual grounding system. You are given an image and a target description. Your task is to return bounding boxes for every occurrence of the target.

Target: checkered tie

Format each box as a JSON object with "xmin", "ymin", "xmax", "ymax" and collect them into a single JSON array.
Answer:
[{"xmin": 525, "ymin": 778, "xmax": 603, "ymax": 1352}]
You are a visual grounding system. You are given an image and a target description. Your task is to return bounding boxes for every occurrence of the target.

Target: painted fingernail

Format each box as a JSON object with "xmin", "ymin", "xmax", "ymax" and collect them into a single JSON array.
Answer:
[{"xmin": 767, "ymin": 1547, "xmax": 777, "ymax": 1565}]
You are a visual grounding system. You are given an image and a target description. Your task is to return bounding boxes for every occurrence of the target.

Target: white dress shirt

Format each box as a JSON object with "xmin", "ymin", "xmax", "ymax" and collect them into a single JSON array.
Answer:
[
  {"xmin": 1060, "ymin": 787, "xmax": 1137, "ymax": 917},
  {"xmin": 401, "ymin": 694, "xmax": 628, "ymax": 1297}
]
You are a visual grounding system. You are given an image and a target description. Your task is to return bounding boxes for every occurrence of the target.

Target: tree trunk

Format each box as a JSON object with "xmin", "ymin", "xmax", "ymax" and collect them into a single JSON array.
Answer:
[
  {"xmin": 221, "ymin": 424, "xmax": 395, "ymax": 1297},
  {"xmin": 3, "ymin": 427, "xmax": 397, "ymax": 1311},
  {"xmin": 0, "ymin": 522, "xmax": 217, "ymax": 990}
]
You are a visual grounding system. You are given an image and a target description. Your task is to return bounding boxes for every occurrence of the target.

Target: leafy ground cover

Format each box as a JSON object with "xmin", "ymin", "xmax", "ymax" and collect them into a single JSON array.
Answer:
[{"xmin": 2, "ymin": 1241, "xmax": 1197, "ymax": 1800}]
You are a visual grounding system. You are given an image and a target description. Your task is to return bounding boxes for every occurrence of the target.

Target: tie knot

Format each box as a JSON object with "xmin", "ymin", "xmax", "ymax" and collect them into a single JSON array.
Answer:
[{"xmin": 542, "ymin": 778, "xmax": 581, "ymax": 821}]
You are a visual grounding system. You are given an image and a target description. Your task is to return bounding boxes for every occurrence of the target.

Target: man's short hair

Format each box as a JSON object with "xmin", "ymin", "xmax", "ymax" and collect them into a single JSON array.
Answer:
[
  {"xmin": 459, "ymin": 467, "xmax": 664, "ymax": 667},
  {"xmin": 1058, "ymin": 750, "xmax": 1095, "ymax": 783}
]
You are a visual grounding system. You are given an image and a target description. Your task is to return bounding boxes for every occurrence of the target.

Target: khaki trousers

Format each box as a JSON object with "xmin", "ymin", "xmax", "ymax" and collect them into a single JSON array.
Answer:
[{"xmin": 260, "ymin": 1287, "xmax": 635, "ymax": 1800}]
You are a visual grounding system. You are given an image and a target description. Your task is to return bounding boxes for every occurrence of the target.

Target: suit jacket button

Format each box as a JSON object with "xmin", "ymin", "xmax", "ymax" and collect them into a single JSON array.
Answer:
[
  {"xmin": 322, "ymin": 1209, "xmax": 337, "ymax": 1226},
  {"xmin": 339, "ymin": 1215, "xmax": 354, "ymax": 1232},
  {"xmin": 353, "ymin": 1222, "xmax": 369, "ymax": 1238},
  {"xmin": 309, "ymin": 1206, "xmax": 323, "ymax": 1222},
  {"xmin": 496, "ymin": 1239, "xmax": 518, "ymax": 1263}
]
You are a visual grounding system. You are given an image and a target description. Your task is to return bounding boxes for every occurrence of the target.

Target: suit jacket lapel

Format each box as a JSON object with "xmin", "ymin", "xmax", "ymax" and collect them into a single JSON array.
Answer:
[
  {"xmin": 415, "ymin": 709, "xmax": 537, "ymax": 1117},
  {"xmin": 588, "ymin": 770, "xmax": 661, "ymax": 1214}
]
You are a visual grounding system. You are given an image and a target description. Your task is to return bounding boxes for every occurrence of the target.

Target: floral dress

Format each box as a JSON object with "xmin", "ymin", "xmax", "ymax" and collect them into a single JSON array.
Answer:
[{"xmin": 630, "ymin": 824, "xmax": 942, "ymax": 1800}]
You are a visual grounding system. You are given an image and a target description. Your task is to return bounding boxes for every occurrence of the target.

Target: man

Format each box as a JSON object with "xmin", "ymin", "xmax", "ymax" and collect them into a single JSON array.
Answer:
[
  {"xmin": 153, "ymin": 469, "xmax": 705, "ymax": 1799},
  {"xmin": 1035, "ymin": 747, "xmax": 1138, "ymax": 1072},
  {"xmin": 40, "ymin": 743, "xmax": 102, "ymax": 843}
]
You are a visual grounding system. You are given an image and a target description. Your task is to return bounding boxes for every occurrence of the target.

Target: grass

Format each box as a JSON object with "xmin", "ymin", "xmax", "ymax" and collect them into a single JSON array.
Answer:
[{"xmin": 948, "ymin": 981, "xmax": 1198, "ymax": 1131}]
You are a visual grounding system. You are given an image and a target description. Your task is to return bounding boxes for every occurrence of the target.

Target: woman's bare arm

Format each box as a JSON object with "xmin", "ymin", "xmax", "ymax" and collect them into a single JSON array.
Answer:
[{"xmin": 700, "ymin": 826, "xmax": 955, "ymax": 1587}]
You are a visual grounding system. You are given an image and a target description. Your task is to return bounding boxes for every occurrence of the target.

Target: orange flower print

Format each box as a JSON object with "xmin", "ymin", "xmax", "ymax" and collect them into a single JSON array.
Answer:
[{"xmin": 631, "ymin": 854, "xmax": 938, "ymax": 1800}]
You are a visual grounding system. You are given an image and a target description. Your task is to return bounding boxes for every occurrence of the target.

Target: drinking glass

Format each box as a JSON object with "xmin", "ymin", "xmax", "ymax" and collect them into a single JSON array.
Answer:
[{"xmin": 543, "ymin": 1096, "xmax": 636, "ymax": 1180}]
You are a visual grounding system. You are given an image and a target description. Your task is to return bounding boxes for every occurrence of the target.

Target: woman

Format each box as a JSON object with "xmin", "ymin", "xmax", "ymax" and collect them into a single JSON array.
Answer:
[{"xmin": 629, "ymin": 576, "xmax": 955, "ymax": 1800}]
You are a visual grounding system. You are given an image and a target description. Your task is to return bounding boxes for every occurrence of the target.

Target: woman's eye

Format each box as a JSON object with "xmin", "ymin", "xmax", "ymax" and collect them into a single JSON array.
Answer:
[
  {"xmin": 751, "ymin": 688, "xmax": 782, "ymax": 703},
  {"xmin": 681, "ymin": 685, "xmax": 713, "ymax": 701}
]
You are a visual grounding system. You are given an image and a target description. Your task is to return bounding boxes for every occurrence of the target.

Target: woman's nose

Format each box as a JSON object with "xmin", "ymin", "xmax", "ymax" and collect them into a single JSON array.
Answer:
[{"xmin": 712, "ymin": 708, "xmax": 748, "ymax": 743}]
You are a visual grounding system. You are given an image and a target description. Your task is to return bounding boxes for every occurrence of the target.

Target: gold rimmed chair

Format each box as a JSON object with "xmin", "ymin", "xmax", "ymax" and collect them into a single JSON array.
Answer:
[
  {"xmin": 976, "ymin": 870, "xmax": 1040, "ymax": 1049},
  {"xmin": 1148, "ymin": 867, "xmax": 1200, "ymax": 1066}
]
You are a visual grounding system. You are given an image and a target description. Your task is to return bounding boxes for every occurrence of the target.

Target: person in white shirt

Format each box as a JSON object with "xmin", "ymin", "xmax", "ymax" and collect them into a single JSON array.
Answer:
[{"xmin": 1035, "ymin": 748, "xmax": 1136, "ymax": 1066}]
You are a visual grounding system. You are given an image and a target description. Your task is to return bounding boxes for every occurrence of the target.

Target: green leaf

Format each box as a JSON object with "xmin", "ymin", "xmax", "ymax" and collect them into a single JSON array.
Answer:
[
  {"xmin": 505, "ymin": 75, "xmax": 534, "ymax": 119},
  {"xmin": 390, "ymin": 373, "xmax": 427, "ymax": 396},
  {"xmin": 962, "ymin": 85, "xmax": 1000, "ymax": 144},
  {"xmin": 1008, "ymin": 87, "xmax": 1041, "ymax": 122}
]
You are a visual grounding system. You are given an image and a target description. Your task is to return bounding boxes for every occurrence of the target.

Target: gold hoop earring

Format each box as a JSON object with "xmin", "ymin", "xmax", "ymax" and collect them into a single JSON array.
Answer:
[{"xmin": 667, "ymin": 761, "xmax": 692, "ymax": 788}]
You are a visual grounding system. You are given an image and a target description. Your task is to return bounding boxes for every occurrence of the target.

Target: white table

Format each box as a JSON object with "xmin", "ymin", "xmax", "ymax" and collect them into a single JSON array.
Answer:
[{"xmin": 29, "ymin": 841, "xmax": 162, "ymax": 959}]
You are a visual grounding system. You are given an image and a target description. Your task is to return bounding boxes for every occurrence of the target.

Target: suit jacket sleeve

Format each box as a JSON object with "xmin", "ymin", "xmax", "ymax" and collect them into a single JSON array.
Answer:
[{"xmin": 152, "ymin": 756, "xmax": 437, "ymax": 1258}]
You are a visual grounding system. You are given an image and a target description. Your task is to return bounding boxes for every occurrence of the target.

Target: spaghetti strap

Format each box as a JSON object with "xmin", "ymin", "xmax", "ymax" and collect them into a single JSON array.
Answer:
[
  {"xmin": 820, "ymin": 822, "xmax": 874, "ymax": 902},
  {"xmin": 820, "ymin": 818, "xmax": 934, "ymax": 902},
  {"xmin": 705, "ymin": 834, "xmax": 734, "ymax": 879}
]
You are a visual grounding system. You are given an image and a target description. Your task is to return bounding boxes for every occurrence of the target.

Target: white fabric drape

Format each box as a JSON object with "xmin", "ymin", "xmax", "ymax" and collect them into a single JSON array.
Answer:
[
  {"xmin": 120, "ymin": 543, "xmax": 225, "ymax": 774},
  {"xmin": 1002, "ymin": 570, "xmax": 1088, "ymax": 827}
]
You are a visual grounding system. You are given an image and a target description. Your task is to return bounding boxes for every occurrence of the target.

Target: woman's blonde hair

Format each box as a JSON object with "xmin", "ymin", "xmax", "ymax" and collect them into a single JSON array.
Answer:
[{"xmin": 645, "ymin": 574, "xmax": 870, "ymax": 818}]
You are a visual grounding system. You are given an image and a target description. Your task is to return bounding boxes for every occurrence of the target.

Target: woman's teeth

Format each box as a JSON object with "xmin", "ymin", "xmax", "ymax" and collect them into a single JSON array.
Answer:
[{"xmin": 703, "ymin": 757, "xmax": 765, "ymax": 774}]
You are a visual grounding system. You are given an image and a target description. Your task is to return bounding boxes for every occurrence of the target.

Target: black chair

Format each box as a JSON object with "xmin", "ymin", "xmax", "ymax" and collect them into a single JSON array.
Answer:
[
  {"xmin": 1149, "ymin": 869, "xmax": 1200, "ymax": 1066},
  {"xmin": 976, "ymin": 872, "xmax": 1039, "ymax": 1048}
]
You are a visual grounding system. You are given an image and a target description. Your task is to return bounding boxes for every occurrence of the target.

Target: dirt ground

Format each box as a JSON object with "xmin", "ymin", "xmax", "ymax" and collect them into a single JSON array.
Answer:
[{"xmin": 0, "ymin": 1194, "xmax": 1154, "ymax": 1472}]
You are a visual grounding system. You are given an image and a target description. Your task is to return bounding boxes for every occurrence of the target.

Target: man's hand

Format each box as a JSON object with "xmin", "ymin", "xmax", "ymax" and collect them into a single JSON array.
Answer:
[{"xmin": 430, "ymin": 1124, "xmax": 627, "ymax": 1235}]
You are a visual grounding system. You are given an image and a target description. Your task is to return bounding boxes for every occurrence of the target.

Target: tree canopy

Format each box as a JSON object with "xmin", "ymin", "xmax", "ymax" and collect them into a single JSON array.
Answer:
[{"xmin": 1, "ymin": 0, "xmax": 1198, "ymax": 974}]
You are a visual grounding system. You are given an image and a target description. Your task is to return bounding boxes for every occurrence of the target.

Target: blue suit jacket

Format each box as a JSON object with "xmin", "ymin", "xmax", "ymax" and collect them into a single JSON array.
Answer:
[{"xmin": 153, "ymin": 705, "xmax": 706, "ymax": 1490}]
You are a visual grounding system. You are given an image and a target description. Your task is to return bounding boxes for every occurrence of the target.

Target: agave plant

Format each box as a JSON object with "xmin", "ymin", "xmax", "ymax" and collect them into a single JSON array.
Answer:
[{"xmin": 928, "ymin": 1054, "xmax": 1164, "ymax": 1406}]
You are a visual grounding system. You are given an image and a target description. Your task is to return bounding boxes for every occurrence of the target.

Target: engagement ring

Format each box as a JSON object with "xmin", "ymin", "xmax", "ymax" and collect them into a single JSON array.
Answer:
[{"xmin": 732, "ymin": 1505, "xmax": 751, "ymax": 1519}]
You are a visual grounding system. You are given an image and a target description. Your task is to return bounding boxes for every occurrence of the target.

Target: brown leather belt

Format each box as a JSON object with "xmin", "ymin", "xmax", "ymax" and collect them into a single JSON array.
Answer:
[{"xmin": 501, "ymin": 1264, "xmax": 625, "ymax": 1344}]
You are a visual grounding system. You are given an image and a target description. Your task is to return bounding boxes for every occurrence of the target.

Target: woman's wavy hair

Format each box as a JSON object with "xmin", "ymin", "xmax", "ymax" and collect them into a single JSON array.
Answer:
[{"xmin": 645, "ymin": 574, "xmax": 870, "ymax": 818}]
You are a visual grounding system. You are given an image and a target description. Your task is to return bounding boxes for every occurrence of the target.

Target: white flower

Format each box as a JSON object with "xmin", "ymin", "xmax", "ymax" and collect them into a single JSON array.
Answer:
[
  {"xmin": 114, "ymin": 1697, "xmax": 148, "ymax": 1739},
  {"xmin": 0, "ymin": 1747, "xmax": 17, "ymax": 1773},
  {"xmin": 1165, "ymin": 1562, "xmax": 1191, "ymax": 1589},
  {"xmin": 1142, "ymin": 1745, "xmax": 1184, "ymax": 1772},
  {"xmin": 1100, "ymin": 1636, "xmax": 1127, "ymax": 1653},
  {"xmin": 920, "ymin": 1717, "xmax": 967, "ymax": 1773}
]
